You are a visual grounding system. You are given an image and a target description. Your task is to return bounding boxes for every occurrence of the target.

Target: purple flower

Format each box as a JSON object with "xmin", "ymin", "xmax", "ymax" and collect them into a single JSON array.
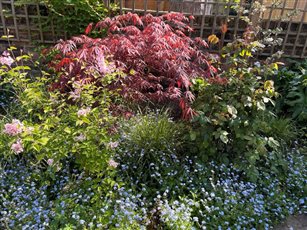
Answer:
[{"xmin": 69, "ymin": 88, "xmax": 81, "ymax": 101}]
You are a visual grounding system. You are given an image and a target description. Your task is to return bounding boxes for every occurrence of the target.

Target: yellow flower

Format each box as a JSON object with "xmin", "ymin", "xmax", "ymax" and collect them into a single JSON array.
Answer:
[
  {"xmin": 208, "ymin": 34, "xmax": 219, "ymax": 44},
  {"xmin": 264, "ymin": 80, "xmax": 274, "ymax": 90}
]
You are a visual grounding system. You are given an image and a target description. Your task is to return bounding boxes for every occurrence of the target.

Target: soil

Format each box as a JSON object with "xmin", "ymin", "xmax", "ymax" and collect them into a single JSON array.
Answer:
[{"xmin": 274, "ymin": 215, "xmax": 307, "ymax": 230}]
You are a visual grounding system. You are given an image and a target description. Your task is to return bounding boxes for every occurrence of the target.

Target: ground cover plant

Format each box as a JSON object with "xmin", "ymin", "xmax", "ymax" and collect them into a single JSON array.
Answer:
[
  {"xmin": 0, "ymin": 8, "xmax": 306, "ymax": 230},
  {"xmin": 0, "ymin": 152, "xmax": 306, "ymax": 229}
]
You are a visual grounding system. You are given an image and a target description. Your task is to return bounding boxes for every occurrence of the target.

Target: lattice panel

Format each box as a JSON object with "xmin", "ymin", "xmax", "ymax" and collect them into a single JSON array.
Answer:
[
  {"xmin": 0, "ymin": 0, "xmax": 66, "ymax": 50},
  {"xmin": 0, "ymin": 0, "xmax": 307, "ymax": 58},
  {"xmin": 113, "ymin": 0, "xmax": 307, "ymax": 58}
]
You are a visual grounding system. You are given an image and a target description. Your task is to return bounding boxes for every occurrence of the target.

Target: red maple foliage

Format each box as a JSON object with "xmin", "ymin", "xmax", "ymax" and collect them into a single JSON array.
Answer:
[{"xmin": 49, "ymin": 12, "xmax": 219, "ymax": 119}]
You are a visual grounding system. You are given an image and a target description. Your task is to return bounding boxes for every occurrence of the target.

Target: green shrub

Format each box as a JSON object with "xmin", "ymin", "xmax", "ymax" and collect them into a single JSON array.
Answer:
[
  {"xmin": 188, "ymin": 31, "xmax": 294, "ymax": 180},
  {"xmin": 0, "ymin": 47, "xmax": 119, "ymax": 173},
  {"xmin": 275, "ymin": 59, "xmax": 307, "ymax": 124},
  {"xmin": 264, "ymin": 117, "xmax": 296, "ymax": 144}
]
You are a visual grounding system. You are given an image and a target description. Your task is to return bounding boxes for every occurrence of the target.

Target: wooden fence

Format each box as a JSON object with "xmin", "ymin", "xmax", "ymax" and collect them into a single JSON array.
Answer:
[{"xmin": 0, "ymin": 0, "xmax": 307, "ymax": 58}]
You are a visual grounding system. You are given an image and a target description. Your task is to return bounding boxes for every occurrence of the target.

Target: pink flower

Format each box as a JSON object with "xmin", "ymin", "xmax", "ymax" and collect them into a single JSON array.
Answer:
[
  {"xmin": 108, "ymin": 159, "xmax": 119, "ymax": 168},
  {"xmin": 77, "ymin": 108, "xmax": 91, "ymax": 117},
  {"xmin": 47, "ymin": 159, "xmax": 54, "ymax": 166},
  {"xmin": 0, "ymin": 51, "xmax": 14, "ymax": 67},
  {"xmin": 3, "ymin": 119, "xmax": 24, "ymax": 136},
  {"xmin": 108, "ymin": 141, "xmax": 119, "ymax": 149},
  {"xmin": 11, "ymin": 140, "xmax": 23, "ymax": 154}
]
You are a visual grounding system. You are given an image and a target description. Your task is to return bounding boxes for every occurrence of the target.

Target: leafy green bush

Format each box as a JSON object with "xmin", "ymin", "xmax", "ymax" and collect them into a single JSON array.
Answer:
[
  {"xmin": 275, "ymin": 59, "xmax": 307, "ymax": 124},
  {"xmin": 188, "ymin": 31, "xmax": 295, "ymax": 180},
  {"xmin": 0, "ymin": 48, "xmax": 119, "ymax": 173}
]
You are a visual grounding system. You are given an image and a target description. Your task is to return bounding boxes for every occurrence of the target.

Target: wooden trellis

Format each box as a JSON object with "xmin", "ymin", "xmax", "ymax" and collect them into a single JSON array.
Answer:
[
  {"xmin": 0, "ymin": 0, "xmax": 67, "ymax": 50},
  {"xmin": 0, "ymin": 0, "xmax": 307, "ymax": 58}
]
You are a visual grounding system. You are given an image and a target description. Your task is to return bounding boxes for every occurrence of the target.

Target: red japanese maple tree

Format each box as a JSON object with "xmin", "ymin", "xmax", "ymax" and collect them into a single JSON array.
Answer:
[{"xmin": 49, "ymin": 12, "xmax": 218, "ymax": 119}]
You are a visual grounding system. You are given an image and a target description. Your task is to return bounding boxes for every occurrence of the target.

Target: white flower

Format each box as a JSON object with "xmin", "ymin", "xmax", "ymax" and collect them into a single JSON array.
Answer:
[
  {"xmin": 24, "ymin": 126, "xmax": 34, "ymax": 135},
  {"xmin": 47, "ymin": 159, "xmax": 54, "ymax": 166},
  {"xmin": 69, "ymin": 88, "xmax": 81, "ymax": 101},
  {"xmin": 108, "ymin": 159, "xmax": 119, "ymax": 168},
  {"xmin": 108, "ymin": 141, "xmax": 119, "ymax": 149}
]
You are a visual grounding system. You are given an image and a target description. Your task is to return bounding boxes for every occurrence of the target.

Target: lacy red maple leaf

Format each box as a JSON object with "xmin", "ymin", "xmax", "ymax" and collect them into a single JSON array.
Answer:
[{"xmin": 49, "ymin": 13, "xmax": 220, "ymax": 119}]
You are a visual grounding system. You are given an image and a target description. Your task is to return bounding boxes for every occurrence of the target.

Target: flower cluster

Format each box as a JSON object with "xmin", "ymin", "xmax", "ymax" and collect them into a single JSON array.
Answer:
[
  {"xmin": 108, "ymin": 159, "xmax": 119, "ymax": 168},
  {"xmin": 108, "ymin": 141, "xmax": 119, "ymax": 149},
  {"xmin": 115, "ymin": 151, "xmax": 306, "ymax": 229},
  {"xmin": 0, "ymin": 160, "xmax": 53, "ymax": 229},
  {"xmin": 3, "ymin": 119, "xmax": 24, "ymax": 136},
  {"xmin": 0, "ymin": 51, "xmax": 14, "ymax": 67},
  {"xmin": 2, "ymin": 119, "xmax": 27, "ymax": 154},
  {"xmin": 11, "ymin": 139, "xmax": 23, "ymax": 154},
  {"xmin": 74, "ymin": 133, "xmax": 86, "ymax": 142},
  {"xmin": 158, "ymin": 198, "xmax": 194, "ymax": 229},
  {"xmin": 0, "ymin": 150, "xmax": 306, "ymax": 229}
]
